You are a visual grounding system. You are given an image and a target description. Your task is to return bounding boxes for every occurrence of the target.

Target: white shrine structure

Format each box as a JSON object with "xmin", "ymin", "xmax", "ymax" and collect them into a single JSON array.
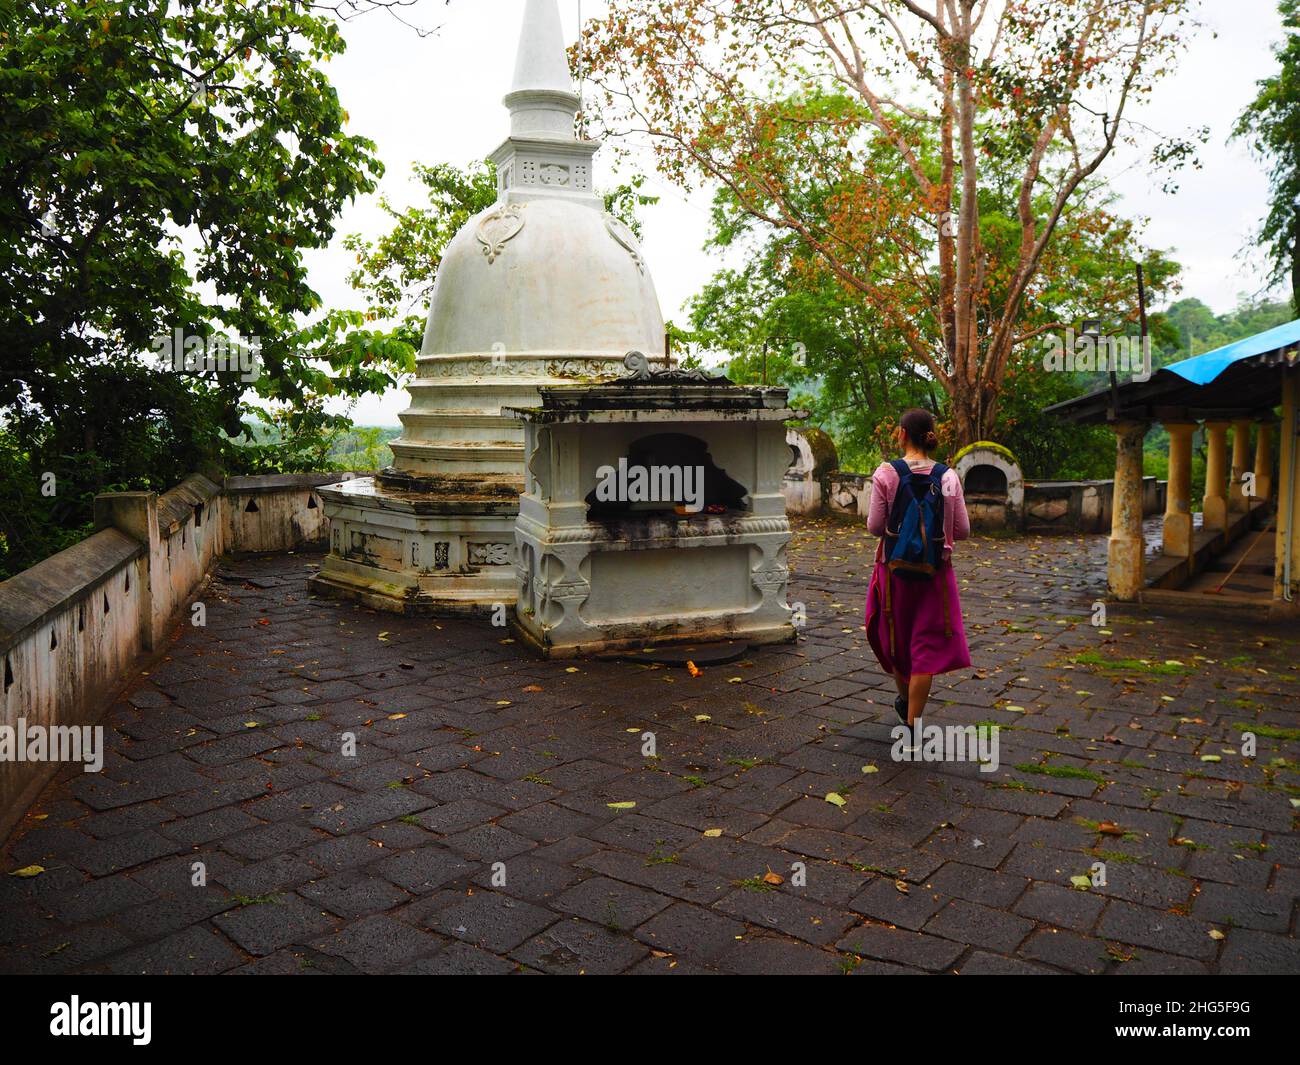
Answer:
[{"xmin": 311, "ymin": 0, "xmax": 667, "ymax": 614}]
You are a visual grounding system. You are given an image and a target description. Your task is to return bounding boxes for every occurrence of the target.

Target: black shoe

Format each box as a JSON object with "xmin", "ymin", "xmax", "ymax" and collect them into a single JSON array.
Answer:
[{"xmin": 894, "ymin": 694, "xmax": 909, "ymax": 724}]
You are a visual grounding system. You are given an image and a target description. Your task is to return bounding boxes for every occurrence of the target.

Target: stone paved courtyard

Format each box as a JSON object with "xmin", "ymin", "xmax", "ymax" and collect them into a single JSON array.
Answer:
[{"xmin": 1, "ymin": 517, "xmax": 1296, "ymax": 975}]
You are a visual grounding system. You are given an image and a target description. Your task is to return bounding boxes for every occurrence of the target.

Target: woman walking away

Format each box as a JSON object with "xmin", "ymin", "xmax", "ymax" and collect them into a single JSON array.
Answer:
[{"xmin": 864, "ymin": 409, "xmax": 972, "ymax": 733}]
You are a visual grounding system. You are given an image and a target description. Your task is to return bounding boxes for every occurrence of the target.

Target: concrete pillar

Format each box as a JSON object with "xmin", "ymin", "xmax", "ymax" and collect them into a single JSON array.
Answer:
[
  {"xmin": 1229, "ymin": 418, "xmax": 1252, "ymax": 513},
  {"xmin": 1253, "ymin": 420, "xmax": 1274, "ymax": 503},
  {"xmin": 93, "ymin": 490, "xmax": 161, "ymax": 650},
  {"xmin": 1276, "ymin": 373, "xmax": 1300, "ymax": 606},
  {"xmin": 1162, "ymin": 421, "xmax": 1195, "ymax": 558},
  {"xmin": 1202, "ymin": 420, "xmax": 1230, "ymax": 532},
  {"xmin": 1108, "ymin": 420, "xmax": 1148, "ymax": 600}
]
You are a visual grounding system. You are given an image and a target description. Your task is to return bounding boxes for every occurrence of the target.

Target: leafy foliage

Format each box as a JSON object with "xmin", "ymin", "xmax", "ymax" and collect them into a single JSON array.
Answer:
[
  {"xmin": 686, "ymin": 92, "xmax": 1180, "ymax": 477},
  {"xmin": 1234, "ymin": 0, "xmax": 1300, "ymax": 312},
  {"xmin": 581, "ymin": 0, "xmax": 1199, "ymax": 444},
  {"xmin": 0, "ymin": 0, "xmax": 413, "ymax": 575}
]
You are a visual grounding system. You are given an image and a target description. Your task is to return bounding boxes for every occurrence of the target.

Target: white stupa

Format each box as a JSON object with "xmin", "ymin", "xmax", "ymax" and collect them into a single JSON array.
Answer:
[{"xmin": 311, "ymin": 0, "xmax": 666, "ymax": 614}]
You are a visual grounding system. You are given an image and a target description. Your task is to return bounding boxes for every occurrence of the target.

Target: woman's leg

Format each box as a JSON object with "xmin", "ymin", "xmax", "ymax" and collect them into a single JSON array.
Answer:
[
  {"xmin": 892, "ymin": 671, "xmax": 909, "ymax": 697},
  {"xmin": 907, "ymin": 673, "xmax": 932, "ymax": 726}
]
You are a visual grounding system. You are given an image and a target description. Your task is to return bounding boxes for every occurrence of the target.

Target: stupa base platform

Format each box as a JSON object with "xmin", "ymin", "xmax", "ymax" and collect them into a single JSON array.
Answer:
[
  {"xmin": 308, "ymin": 474, "xmax": 520, "ymax": 616},
  {"xmin": 510, "ymin": 611, "xmax": 795, "ymax": 661}
]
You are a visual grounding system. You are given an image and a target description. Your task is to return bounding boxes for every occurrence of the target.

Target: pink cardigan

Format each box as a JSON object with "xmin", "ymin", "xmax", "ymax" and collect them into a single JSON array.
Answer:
[{"xmin": 867, "ymin": 461, "xmax": 970, "ymax": 555}]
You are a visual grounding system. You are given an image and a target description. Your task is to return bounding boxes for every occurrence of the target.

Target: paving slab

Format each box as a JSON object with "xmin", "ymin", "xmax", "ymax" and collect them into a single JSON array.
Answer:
[{"xmin": 1, "ymin": 519, "xmax": 1295, "ymax": 974}]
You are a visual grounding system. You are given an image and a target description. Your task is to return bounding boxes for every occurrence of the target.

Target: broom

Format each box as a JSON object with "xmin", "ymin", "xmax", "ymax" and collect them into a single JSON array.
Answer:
[{"xmin": 1203, "ymin": 516, "xmax": 1274, "ymax": 595}]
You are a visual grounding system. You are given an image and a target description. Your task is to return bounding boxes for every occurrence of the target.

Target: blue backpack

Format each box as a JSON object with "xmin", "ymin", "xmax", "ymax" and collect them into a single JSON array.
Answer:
[{"xmin": 883, "ymin": 459, "xmax": 948, "ymax": 580}]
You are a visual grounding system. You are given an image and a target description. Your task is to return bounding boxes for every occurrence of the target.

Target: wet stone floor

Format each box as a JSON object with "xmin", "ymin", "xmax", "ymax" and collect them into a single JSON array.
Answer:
[{"xmin": 1, "ymin": 517, "xmax": 1297, "ymax": 975}]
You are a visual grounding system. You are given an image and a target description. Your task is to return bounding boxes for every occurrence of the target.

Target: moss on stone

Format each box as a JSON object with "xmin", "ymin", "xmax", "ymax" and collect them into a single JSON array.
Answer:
[{"xmin": 951, "ymin": 440, "xmax": 1019, "ymax": 467}]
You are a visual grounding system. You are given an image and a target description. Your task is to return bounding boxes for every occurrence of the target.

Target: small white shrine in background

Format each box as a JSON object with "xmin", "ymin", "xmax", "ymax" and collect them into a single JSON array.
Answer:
[{"xmin": 312, "ymin": 0, "xmax": 666, "ymax": 614}]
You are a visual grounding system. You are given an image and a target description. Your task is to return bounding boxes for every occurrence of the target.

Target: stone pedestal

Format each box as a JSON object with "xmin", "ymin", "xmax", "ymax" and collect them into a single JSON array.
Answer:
[{"xmin": 508, "ymin": 364, "xmax": 799, "ymax": 656}]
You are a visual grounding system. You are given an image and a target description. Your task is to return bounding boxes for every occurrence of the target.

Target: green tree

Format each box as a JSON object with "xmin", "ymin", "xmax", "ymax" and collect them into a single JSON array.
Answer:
[
  {"xmin": 0, "ymin": 0, "xmax": 413, "ymax": 575},
  {"xmin": 1235, "ymin": 0, "xmax": 1300, "ymax": 315},
  {"xmin": 582, "ymin": 0, "xmax": 1197, "ymax": 445},
  {"xmin": 685, "ymin": 93, "xmax": 1180, "ymax": 477}
]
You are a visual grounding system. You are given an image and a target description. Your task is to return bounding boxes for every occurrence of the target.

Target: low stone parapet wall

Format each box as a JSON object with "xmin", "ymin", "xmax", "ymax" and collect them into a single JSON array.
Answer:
[
  {"xmin": 223, "ymin": 472, "xmax": 362, "ymax": 555},
  {"xmin": 0, "ymin": 471, "xmax": 360, "ymax": 843},
  {"xmin": 787, "ymin": 467, "xmax": 1166, "ymax": 534}
]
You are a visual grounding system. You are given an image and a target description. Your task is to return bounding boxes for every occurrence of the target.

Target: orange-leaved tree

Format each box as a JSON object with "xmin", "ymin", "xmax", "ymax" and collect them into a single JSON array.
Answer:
[{"xmin": 579, "ymin": 0, "xmax": 1197, "ymax": 445}]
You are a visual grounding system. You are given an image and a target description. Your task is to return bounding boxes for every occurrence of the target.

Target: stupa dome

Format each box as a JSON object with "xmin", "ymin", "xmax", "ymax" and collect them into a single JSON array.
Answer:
[{"xmin": 421, "ymin": 196, "xmax": 665, "ymax": 359}]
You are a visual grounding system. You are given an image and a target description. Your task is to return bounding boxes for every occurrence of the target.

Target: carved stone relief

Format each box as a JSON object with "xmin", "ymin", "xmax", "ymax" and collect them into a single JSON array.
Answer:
[
  {"xmin": 603, "ymin": 214, "xmax": 645, "ymax": 274},
  {"xmin": 539, "ymin": 163, "xmax": 571, "ymax": 186},
  {"xmin": 467, "ymin": 542, "xmax": 512, "ymax": 566},
  {"xmin": 476, "ymin": 203, "xmax": 526, "ymax": 264}
]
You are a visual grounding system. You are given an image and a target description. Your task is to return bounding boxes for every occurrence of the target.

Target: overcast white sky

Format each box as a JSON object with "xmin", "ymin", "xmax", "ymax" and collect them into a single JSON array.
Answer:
[{"xmin": 306, "ymin": 0, "xmax": 1289, "ymax": 425}]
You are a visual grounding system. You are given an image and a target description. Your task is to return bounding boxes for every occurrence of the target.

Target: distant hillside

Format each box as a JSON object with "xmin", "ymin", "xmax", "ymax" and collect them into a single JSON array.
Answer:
[
  {"xmin": 328, "ymin": 426, "xmax": 401, "ymax": 470},
  {"xmin": 233, "ymin": 422, "xmax": 402, "ymax": 472},
  {"xmin": 1160, "ymin": 295, "xmax": 1293, "ymax": 358}
]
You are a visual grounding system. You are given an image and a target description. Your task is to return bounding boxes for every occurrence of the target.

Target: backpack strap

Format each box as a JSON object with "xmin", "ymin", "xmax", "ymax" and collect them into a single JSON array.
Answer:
[{"xmin": 885, "ymin": 459, "xmax": 913, "ymax": 536}]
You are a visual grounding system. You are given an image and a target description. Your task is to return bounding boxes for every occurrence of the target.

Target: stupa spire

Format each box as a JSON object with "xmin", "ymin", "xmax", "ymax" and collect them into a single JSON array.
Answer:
[
  {"xmin": 511, "ymin": 0, "xmax": 575, "ymax": 96},
  {"xmin": 504, "ymin": 0, "xmax": 581, "ymax": 140}
]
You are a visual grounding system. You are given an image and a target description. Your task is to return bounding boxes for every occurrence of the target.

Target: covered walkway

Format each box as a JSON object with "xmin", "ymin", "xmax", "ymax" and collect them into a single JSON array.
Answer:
[{"xmin": 1047, "ymin": 320, "xmax": 1300, "ymax": 616}]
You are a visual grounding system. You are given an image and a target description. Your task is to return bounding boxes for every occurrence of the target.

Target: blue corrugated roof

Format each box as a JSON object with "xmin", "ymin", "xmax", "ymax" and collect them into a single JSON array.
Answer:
[{"xmin": 1164, "ymin": 317, "xmax": 1300, "ymax": 385}]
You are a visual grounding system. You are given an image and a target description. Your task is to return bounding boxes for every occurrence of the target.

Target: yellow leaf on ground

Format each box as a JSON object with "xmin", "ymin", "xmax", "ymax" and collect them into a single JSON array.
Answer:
[
  {"xmin": 762, "ymin": 870, "xmax": 784, "ymax": 886},
  {"xmin": 825, "ymin": 792, "xmax": 846, "ymax": 807},
  {"xmin": 606, "ymin": 801, "xmax": 636, "ymax": 810},
  {"xmin": 10, "ymin": 865, "xmax": 44, "ymax": 878},
  {"xmin": 703, "ymin": 828, "xmax": 723, "ymax": 837}
]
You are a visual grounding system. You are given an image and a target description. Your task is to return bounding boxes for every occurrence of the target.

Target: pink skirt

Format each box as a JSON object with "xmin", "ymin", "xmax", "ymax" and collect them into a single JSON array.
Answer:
[{"xmin": 865, "ymin": 559, "xmax": 971, "ymax": 678}]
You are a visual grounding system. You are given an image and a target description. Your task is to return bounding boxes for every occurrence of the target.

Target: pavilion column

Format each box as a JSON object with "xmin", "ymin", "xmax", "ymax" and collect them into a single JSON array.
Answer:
[
  {"xmin": 1229, "ymin": 418, "xmax": 1252, "ymax": 513},
  {"xmin": 1108, "ymin": 420, "xmax": 1148, "ymax": 600},
  {"xmin": 1253, "ymin": 419, "xmax": 1274, "ymax": 503},
  {"xmin": 1162, "ymin": 421, "xmax": 1195, "ymax": 558},
  {"xmin": 1202, "ymin": 420, "xmax": 1230, "ymax": 532},
  {"xmin": 1277, "ymin": 372, "xmax": 1300, "ymax": 605}
]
